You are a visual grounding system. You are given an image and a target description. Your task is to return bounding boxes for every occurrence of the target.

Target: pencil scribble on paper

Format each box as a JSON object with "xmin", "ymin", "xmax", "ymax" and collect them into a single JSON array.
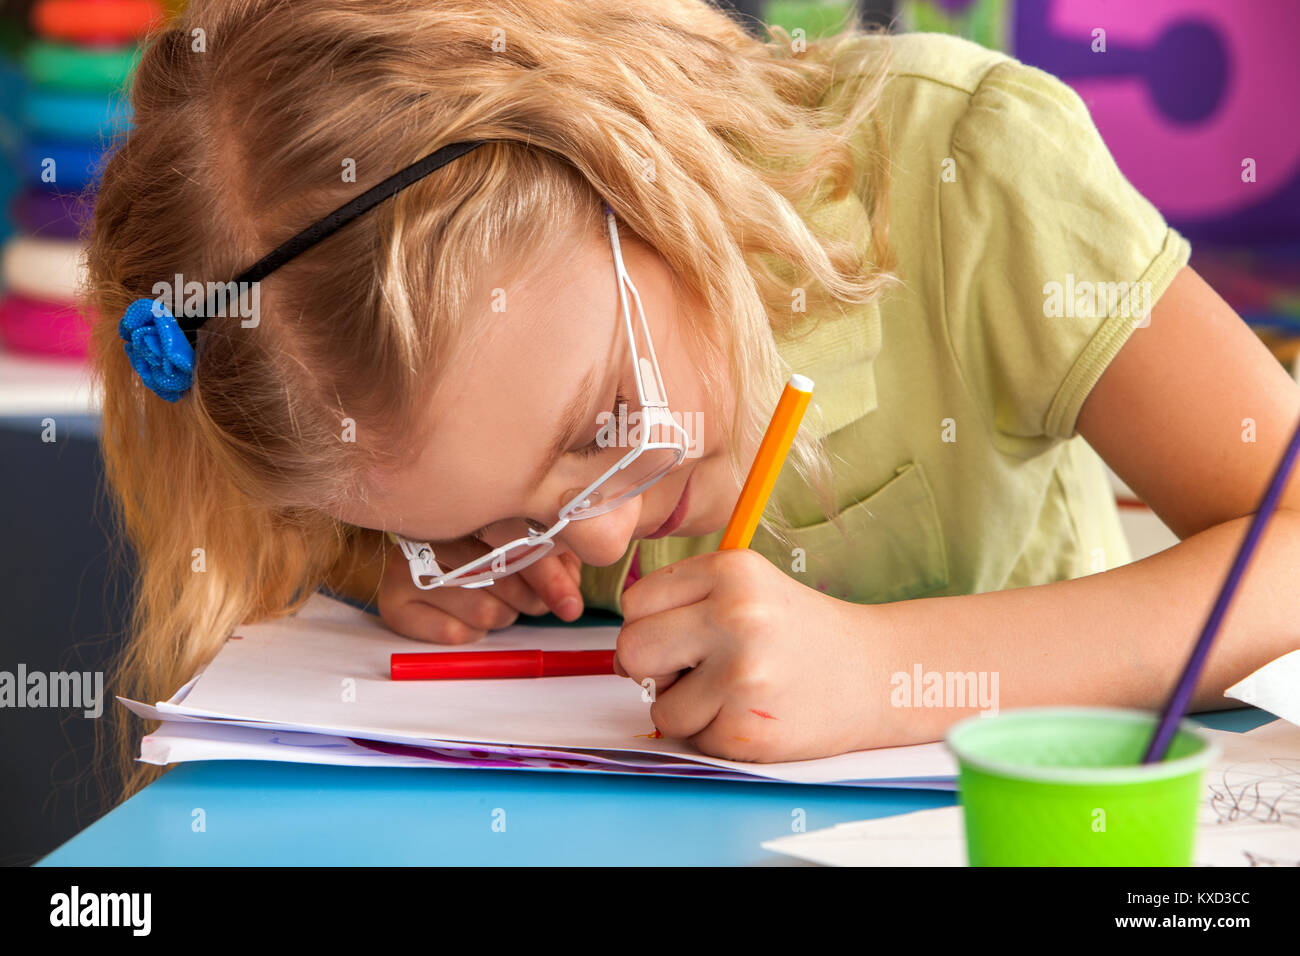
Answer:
[
  {"xmin": 1205, "ymin": 757, "xmax": 1300, "ymax": 828},
  {"xmin": 1242, "ymin": 850, "xmax": 1300, "ymax": 866}
]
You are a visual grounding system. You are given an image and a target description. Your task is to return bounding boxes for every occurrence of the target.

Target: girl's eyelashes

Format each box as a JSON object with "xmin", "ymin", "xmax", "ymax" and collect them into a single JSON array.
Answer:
[
  {"xmin": 467, "ymin": 520, "xmax": 538, "ymax": 541},
  {"xmin": 574, "ymin": 386, "xmax": 631, "ymax": 460}
]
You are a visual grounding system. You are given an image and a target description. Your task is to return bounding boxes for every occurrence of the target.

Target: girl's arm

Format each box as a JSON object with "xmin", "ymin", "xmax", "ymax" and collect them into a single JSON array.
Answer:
[{"xmin": 872, "ymin": 266, "xmax": 1300, "ymax": 745}]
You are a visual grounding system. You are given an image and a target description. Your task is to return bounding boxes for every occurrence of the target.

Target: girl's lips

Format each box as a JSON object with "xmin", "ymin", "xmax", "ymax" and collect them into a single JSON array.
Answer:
[{"xmin": 645, "ymin": 474, "xmax": 690, "ymax": 539}]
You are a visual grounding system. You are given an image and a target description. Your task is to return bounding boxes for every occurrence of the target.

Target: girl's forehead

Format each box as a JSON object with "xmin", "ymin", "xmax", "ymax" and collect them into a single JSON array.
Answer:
[{"xmin": 447, "ymin": 244, "xmax": 619, "ymax": 384}]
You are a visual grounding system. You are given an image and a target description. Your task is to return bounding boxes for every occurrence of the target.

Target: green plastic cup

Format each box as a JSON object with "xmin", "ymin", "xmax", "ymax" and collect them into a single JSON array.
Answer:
[{"xmin": 946, "ymin": 707, "xmax": 1220, "ymax": 866}]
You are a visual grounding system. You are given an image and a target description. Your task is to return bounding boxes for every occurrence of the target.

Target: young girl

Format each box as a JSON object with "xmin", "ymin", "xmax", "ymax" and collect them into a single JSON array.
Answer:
[{"xmin": 88, "ymin": 0, "xmax": 1300, "ymax": 797}]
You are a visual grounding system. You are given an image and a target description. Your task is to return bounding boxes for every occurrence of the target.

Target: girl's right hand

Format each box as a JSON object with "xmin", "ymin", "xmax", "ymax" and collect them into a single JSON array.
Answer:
[{"xmin": 377, "ymin": 538, "xmax": 585, "ymax": 644}]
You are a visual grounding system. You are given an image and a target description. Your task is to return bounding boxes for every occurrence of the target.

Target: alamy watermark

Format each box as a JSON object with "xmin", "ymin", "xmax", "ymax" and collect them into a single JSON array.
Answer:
[
  {"xmin": 151, "ymin": 273, "xmax": 261, "ymax": 328},
  {"xmin": 890, "ymin": 664, "xmax": 999, "ymax": 716},
  {"xmin": 0, "ymin": 665, "xmax": 103, "ymax": 717},
  {"xmin": 1043, "ymin": 274, "xmax": 1152, "ymax": 327},
  {"xmin": 595, "ymin": 405, "xmax": 706, "ymax": 460},
  {"xmin": 50, "ymin": 886, "xmax": 150, "ymax": 935}
]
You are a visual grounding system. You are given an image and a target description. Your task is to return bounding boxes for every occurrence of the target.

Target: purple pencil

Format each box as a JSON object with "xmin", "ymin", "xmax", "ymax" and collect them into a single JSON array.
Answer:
[{"xmin": 1143, "ymin": 411, "xmax": 1300, "ymax": 762}]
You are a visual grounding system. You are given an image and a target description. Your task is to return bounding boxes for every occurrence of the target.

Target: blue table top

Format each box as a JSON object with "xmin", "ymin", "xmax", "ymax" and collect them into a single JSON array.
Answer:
[{"xmin": 39, "ymin": 707, "xmax": 1272, "ymax": 866}]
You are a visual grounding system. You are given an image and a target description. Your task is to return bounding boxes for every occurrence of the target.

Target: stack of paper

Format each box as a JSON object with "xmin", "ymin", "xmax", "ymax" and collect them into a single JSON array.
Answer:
[{"xmin": 121, "ymin": 592, "xmax": 957, "ymax": 788}]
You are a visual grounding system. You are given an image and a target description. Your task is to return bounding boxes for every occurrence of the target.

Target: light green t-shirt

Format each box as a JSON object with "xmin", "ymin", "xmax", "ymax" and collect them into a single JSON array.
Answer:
[{"xmin": 580, "ymin": 33, "xmax": 1191, "ymax": 614}]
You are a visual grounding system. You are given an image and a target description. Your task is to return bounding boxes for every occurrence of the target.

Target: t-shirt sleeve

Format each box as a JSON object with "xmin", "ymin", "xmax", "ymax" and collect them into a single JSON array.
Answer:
[{"xmin": 938, "ymin": 58, "xmax": 1191, "ymax": 442}]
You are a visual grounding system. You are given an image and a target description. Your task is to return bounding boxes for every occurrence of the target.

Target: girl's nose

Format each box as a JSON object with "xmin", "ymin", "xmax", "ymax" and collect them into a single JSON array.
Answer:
[{"xmin": 558, "ymin": 497, "xmax": 643, "ymax": 567}]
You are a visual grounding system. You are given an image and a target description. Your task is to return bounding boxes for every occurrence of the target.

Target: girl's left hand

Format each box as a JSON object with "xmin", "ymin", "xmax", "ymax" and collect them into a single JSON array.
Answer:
[{"xmin": 614, "ymin": 548, "xmax": 894, "ymax": 762}]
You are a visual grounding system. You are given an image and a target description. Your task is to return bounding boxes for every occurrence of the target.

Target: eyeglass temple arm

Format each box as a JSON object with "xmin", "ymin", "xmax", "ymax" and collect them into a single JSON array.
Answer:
[
  {"xmin": 605, "ymin": 211, "xmax": 670, "ymax": 411},
  {"xmin": 387, "ymin": 530, "xmax": 478, "ymax": 590}
]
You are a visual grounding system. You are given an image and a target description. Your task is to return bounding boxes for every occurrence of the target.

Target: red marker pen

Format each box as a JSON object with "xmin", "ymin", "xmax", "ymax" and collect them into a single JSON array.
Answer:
[{"xmin": 390, "ymin": 649, "xmax": 616, "ymax": 681}]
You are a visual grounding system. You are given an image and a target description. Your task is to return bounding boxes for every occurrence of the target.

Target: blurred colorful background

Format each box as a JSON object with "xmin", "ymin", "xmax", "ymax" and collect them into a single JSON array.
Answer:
[
  {"xmin": 0, "ymin": 0, "xmax": 1295, "ymax": 865},
  {"xmin": 1, "ymin": 0, "xmax": 1295, "ymax": 388}
]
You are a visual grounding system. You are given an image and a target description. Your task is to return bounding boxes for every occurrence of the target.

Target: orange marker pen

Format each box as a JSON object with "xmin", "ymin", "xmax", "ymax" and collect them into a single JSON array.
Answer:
[{"xmin": 719, "ymin": 373, "xmax": 814, "ymax": 550}]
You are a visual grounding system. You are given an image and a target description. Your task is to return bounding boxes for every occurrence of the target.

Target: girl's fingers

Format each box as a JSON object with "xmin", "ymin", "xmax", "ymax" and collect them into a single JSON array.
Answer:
[
  {"xmin": 615, "ymin": 600, "xmax": 710, "ymax": 683},
  {"xmin": 637, "ymin": 670, "xmax": 684, "ymax": 697},
  {"xmin": 619, "ymin": 552, "xmax": 717, "ymax": 623},
  {"xmin": 380, "ymin": 539, "xmax": 584, "ymax": 635},
  {"xmin": 382, "ymin": 594, "xmax": 503, "ymax": 645},
  {"xmin": 473, "ymin": 570, "xmax": 550, "ymax": 617},
  {"xmin": 425, "ymin": 585, "xmax": 524, "ymax": 633},
  {"xmin": 516, "ymin": 552, "xmax": 584, "ymax": 620},
  {"xmin": 558, "ymin": 550, "xmax": 584, "ymax": 587},
  {"xmin": 646, "ymin": 662, "xmax": 724, "ymax": 741}
]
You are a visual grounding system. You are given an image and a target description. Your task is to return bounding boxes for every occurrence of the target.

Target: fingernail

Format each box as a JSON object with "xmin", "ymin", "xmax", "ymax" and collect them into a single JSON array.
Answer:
[{"xmin": 558, "ymin": 597, "xmax": 582, "ymax": 619}]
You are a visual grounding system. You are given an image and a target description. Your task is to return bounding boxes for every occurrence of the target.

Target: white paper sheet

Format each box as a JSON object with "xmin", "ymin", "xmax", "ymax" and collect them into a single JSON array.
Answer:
[
  {"xmin": 126, "ymin": 593, "xmax": 958, "ymax": 787},
  {"xmin": 1225, "ymin": 649, "xmax": 1300, "ymax": 727},
  {"xmin": 762, "ymin": 720, "xmax": 1300, "ymax": 865}
]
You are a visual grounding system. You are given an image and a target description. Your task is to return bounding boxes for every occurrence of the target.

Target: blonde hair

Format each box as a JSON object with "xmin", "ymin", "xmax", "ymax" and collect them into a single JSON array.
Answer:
[{"xmin": 85, "ymin": 0, "xmax": 895, "ymax": 801}]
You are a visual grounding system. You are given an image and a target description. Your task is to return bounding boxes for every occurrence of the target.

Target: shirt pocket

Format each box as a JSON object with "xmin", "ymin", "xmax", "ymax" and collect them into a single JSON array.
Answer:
[{"xmin": 756, "ymin": 460, "xmax": 950, "ymax": 605}]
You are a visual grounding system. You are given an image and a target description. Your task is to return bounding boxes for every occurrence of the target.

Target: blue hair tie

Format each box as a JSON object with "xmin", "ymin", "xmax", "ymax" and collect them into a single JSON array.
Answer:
[{"xmin": 118, "ymin": 298, "xmax": 195, "ymax": 403}]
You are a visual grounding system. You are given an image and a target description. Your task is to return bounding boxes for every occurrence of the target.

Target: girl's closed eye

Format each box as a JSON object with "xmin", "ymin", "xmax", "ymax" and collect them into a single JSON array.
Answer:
[
  {"xmin": 574, "ymin": 386, "xmax": 632, "ymax": 460},
  {"xmin": 468, "ymin": 516, "xmax": 549, "ymax": 544}
]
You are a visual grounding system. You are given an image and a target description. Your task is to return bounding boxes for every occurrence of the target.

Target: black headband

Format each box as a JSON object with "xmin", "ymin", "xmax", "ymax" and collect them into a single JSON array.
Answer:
[{"xmin": 181, "ymin": 139, "xmax": 489, "ymax": 346}]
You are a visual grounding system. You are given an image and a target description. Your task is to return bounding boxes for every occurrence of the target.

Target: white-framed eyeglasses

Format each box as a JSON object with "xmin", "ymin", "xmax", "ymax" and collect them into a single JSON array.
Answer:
[{"xmin": 387, "ymin": 204, "xmax": 691, "ymax": 590}]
